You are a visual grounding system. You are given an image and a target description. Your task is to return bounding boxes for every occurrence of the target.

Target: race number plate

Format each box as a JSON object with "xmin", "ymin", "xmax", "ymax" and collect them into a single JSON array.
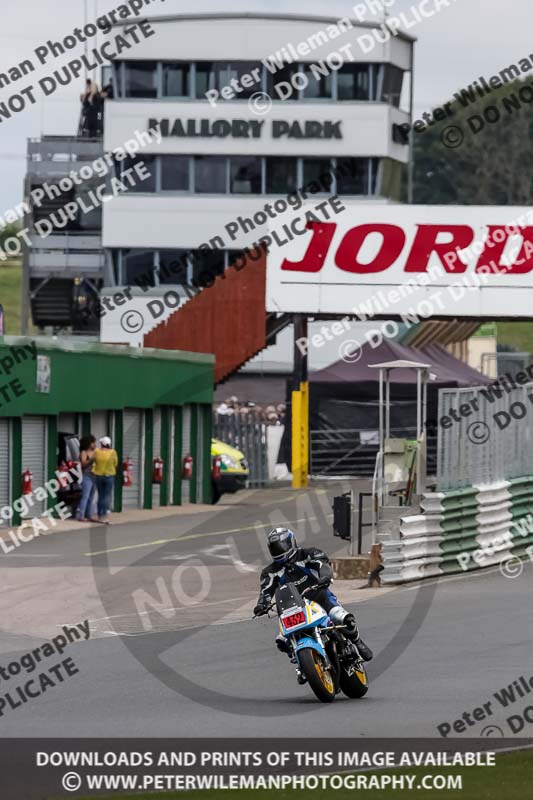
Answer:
[{"xmin": 282, "ymin": 610, "xmax": 306, "ymax": 629}]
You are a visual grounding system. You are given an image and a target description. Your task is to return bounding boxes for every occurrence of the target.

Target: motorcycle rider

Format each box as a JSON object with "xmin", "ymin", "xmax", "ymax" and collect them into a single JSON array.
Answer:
[{"xmin": 253, "ymin": 527, "xmax": 373, "ymax": 661}]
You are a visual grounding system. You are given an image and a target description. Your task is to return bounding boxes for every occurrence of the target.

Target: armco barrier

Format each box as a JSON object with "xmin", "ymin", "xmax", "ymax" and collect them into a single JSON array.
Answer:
[{"xmin": 380, "ymin": 478, "xmax": 533, "ymax": 584}]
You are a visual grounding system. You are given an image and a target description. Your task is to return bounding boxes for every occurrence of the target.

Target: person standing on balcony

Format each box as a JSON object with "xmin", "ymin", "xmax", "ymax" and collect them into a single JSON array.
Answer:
[
  {"xmin": 92, "ymin": 436, "xmax": 118, "ymax": 524},
  {"xmin": 80, "ymin": 79, "xmax": 101, "ymax": 137}
]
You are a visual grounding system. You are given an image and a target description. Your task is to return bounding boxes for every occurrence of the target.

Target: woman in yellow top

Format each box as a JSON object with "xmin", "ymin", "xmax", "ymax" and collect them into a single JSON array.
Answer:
[{"xmin": 92, "ymin": 436, "xmax": 118, "ymax": 524}]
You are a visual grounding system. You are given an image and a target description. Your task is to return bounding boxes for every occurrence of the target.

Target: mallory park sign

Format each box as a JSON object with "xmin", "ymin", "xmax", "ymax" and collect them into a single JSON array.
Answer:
[
  {"xmin": 266, "ymin": 204, "xmax": 533, "ymax": 319},
  {"xmin": 148, "ymin": 118, "xmax": 343, "ymax": 140}
]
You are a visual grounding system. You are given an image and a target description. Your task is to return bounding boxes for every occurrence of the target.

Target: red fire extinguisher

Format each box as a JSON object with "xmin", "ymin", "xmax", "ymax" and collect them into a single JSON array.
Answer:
[
  {"xmin": 57, "ymin": 460, "xmax": 70, "ymax": 488},
  {"xmin": 152, "ymin": 456, "xmax": 164, "ymax": 484},
  {"xmin": 212, "ymin": 455, "xmax": 221, "ymax": 480},
  {"xmin": 22, "ymin": 470, "xmax": 33, "ymax": 495},
  {"xmin": 122, "ymin": 458, "xmax": 133, "ymax": 487},
  {"xmin": 183, "ymin": 454, "xmax": 193, "ymax": 480}
]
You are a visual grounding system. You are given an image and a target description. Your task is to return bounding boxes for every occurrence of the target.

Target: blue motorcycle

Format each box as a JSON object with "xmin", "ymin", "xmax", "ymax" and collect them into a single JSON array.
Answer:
[{"xmin": 256, "ymin": 581, "xmax": 369, "ymax": 703}]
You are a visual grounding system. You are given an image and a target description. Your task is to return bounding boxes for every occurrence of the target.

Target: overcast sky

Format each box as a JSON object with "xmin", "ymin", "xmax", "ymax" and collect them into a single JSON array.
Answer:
[{"xmin": 0, "ymin": 0, "xmax": 530, "ymax": 213}]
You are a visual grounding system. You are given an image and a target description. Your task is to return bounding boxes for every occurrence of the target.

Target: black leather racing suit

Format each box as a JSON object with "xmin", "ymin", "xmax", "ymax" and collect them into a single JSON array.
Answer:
[{"xmin": 256, "ymin": 547, "xmax": 343, "ymax": 619}]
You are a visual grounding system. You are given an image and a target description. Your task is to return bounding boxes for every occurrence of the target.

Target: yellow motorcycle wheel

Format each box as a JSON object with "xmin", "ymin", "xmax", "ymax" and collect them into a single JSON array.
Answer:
[{"xmin": 298, "ymin": 648, "xmax": 336, "ymax": 703}]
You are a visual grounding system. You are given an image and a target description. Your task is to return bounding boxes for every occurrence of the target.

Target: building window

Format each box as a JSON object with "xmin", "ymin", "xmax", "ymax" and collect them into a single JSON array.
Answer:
[
  {"xmin": 190, "ymin": 249, "xmax": 225, "ymax": 287},
  {"xmin": 195, "ymin": 62, "xmax": 230, "ymax": 97},
  {"xmin": 122, "ymin": 250, "xmax": 156, "ymax": 287},
  {"xmin": 161, "ymin": 155, "xmax": 190, "ymax": 192},
  {"xmin": 121, "ymin": 155, "xmax": 157, "ymax": 192},
  {"xmin": 230, "ymin": 156, "xmax": 262, "ymax": 194},
  {"xmin": 302, "ymin": 64, "xmax": 333, "ymax": 99},
  {"xmin": 338, "ymin": 64, "xmax": 371, "ymax": 100},
  {"xmin": 380, "ymin": 65, "xmax": 404, "ymax": 107},
  {"xmin": 302, "ymin": 158, "xmax": 334, "ymax": 192},
  {"xmin": 226, "ymin": 62, "xmax": 263, "ymax": 99},
  {"xmin": 162, "ymin": 62, "xmax": 191, "ymax": 97},
  {"xmin": 336, "ymin": 158, "xmax": 369, "ymax": 194},
  {"xmin": 194, "ymin": 156, "xmax": 227, "ymax": 193},
  {"xmin": 265, "ymin": 157, "xmax": 298, "ymax": 193},
  {"xmin": 371, "ymin": 158, "xmax": 380, "ymax": 195},
  {"xmin": 124, "ymin": 61, "xmax": 157, "ymax": 98},
  {"xmin": 266, "ymin": 63, "xmax": 299, "ymax": 100},
  {"xmin": 158, "ymin": 249, "xmax": 190, "ymax": 285},
  {"xmin": 227, "ymin": 250, "xmax": 245, "ymax": 270}
]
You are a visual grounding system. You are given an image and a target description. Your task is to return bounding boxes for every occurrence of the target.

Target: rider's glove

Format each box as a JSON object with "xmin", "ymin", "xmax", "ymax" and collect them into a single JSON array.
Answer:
[
  {"xmin": 315, "ymin": 577, "xmax": 331, "ymax": 590},
  {"xmin": 254, "ymin": 602, "xmax": 268, "ymax": 616}
]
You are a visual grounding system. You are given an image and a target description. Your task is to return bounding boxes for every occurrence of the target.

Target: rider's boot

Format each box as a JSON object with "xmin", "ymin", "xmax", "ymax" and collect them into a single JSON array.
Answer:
[
  {"xmin": 343, "ymin": 613, "xmax": 373, "ymax": 662},
  {"xmin": 275, "ymin": 634, "xmax": 291, "ymax": 656},
  {"xmin": 329, "ymin": 606, "xmax": 373, "ymax": 662}
]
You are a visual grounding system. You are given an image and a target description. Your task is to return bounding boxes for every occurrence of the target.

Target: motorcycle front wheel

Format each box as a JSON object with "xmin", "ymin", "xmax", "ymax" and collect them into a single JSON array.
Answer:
[{"xmin": 298, "ymin": 648, "xmax": 336, "ymax": 703}]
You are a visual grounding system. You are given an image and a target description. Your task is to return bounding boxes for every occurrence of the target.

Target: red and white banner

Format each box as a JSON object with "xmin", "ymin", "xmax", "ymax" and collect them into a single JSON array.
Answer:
[{"xmin": 265, "ymin": 205, "xmax": 533, "ymax": 318}]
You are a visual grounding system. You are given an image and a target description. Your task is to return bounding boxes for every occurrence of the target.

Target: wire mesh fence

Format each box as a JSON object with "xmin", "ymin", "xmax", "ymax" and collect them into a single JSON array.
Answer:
[
  {"xmin": 213, "ymin": 413, "xmax": 268, "ymax": 487},
  {"xmin": 437, "ymin": 381, "xmax": 533, "ymax": 490},
  {"xmin": 310, "ymin": 426, "xmax": 438, "ymax": 477}
]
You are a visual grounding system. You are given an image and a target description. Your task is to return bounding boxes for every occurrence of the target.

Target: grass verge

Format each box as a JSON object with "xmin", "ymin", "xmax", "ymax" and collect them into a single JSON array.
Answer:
[
  {"xmin": 0, "ymin": 258, "xmax": 22, "ymax": 334},
  {"xmin": 497, "ymin": 322, "xmax": 533, "ymax": 355}
]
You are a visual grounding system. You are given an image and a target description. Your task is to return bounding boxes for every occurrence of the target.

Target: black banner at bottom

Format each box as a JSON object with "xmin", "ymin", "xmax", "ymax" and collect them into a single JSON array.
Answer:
[{"xmin": 1, "ymin": 738, "xmax": 532, "ymax": 799}]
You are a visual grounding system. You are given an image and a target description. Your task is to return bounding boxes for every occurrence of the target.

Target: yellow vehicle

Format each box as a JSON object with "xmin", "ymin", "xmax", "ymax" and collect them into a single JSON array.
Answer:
[{"xmin": 211, "ymin": 438, "xmax": 249, "ymax": 503}]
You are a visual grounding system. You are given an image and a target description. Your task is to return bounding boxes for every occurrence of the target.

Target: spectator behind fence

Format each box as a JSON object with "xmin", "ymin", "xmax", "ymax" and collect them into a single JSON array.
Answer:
[
  {"xmin": 76, "ymin": 435, "xmax": 97, "ymax": 523},
  {"xmin": 80, "ymin": 79, "xmax": 101, "ymax": 137},
  {"xmin": 214, "ymin": 397, "xmax": 285, "ymax": 425},
  {"xmin": 92, "ymin": 436, "xmax": 118, "ymax": 524}
]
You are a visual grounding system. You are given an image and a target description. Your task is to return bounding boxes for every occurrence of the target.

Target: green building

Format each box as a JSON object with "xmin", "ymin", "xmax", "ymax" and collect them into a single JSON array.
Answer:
[{"xmin": 0, "ymin": 337, "xmax": 214, "ymax": 520}]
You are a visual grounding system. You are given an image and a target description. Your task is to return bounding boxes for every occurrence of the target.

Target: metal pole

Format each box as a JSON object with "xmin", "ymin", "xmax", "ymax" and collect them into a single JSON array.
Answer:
[
  {"xmin": 407, "ymin": 42, "xmax": 415, "ymax": 204},
  {"xmin": 379, "ymin": 369, "xmax": 385, "ymax": 504},
  {"xmin": 422, "ymin": 372, "xmax": 428, "ymax": 438},
  {"xmin": 357, "ymin": 491, "xmax": 363, "ymax": 555},
  {"xmin": 350, "ymin": 488, "xmax": 355, "ymax": 556},
  {"xmin": 84, "ymin": 0, "xmax": 89, "ymax": 79},
  {"xmin": 292, "ymin": 315, "xmax": 308, "ymax": 488},
  {"xmin": 416, "ymin": 369, "xmax": 422, "ymax": 496},
  {"xmin": 385, "ymin": 369, "xmax": 390, "ymax": 439},
  {"xmin": 379, "ymin": 369, "xmax": 384, "ymax": 456},
  {"xmin": 417, "ymin": 370, "xmax": 422, "ymax": 439},
  {"xmin": 420, "ymin": 370, "xmax": 428, "ymax": 495}
]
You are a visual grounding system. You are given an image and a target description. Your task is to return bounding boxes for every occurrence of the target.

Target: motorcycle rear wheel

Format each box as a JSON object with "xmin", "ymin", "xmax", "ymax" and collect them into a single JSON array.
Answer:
[
  {"xmin": 298, "ymin": 648, "xmax": 336, "ymax": 703},
  {"xmin": 340, "ymin": 664, "xmax": 369, "ymax": 698}
]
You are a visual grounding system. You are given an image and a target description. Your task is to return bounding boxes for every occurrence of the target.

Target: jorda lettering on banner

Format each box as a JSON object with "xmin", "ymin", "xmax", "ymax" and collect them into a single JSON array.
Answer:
[{"xmin": 266, "ymin": 204, "xmax": 533, "ymax": 318}]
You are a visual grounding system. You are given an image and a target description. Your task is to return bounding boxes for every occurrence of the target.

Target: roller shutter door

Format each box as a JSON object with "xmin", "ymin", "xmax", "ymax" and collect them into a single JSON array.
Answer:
[
  {"xmin": 152, "ymin": 407, "xmax": 162, "ymax": 508},
  {"xmin": 0, "ymin": 420, "xmax": 11, "ymax": 524},
  {"xmin": 122, "ymin": 409, "xmax": 143, "ymax": 509},
  {"xmin": 181, "ymin": 405, "xmax": 191, "ymax": 504},
  {"xmin": 21, "ymin": 416, "xmax": 47, "ymax": 516}
]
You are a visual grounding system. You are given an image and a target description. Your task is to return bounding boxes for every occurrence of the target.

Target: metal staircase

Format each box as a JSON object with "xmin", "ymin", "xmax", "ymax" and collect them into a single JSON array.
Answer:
[{"xmin": 144, "ymin": 250, "xmax": 292, "ymax": 384}]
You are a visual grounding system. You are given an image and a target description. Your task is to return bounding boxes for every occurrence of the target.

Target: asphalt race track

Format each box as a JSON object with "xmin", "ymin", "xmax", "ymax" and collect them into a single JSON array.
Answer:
[{"xmin": 1, "ymin": 486, "xmax": 532, "ymax": 739}]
